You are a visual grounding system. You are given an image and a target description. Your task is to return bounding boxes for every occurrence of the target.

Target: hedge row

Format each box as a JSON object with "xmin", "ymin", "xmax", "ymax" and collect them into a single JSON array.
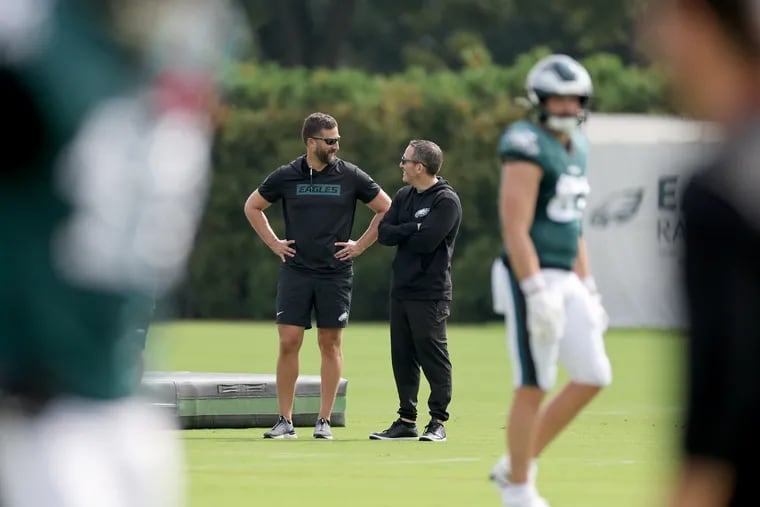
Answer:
[{"xmin": 176, "ymin": 50, "xmax": 668, "ymax": 322}]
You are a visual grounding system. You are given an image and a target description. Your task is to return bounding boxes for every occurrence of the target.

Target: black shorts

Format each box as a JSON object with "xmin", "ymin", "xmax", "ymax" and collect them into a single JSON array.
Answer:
[{"xmin": 275, "ymin": 267, "xmax": 352, "ymax": 329}]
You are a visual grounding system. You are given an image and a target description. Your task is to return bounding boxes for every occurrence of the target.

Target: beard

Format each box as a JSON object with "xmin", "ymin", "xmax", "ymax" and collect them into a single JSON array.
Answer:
[{"xmin": 316, "ymin": 147, "xmax": 336, "ymax": 165}]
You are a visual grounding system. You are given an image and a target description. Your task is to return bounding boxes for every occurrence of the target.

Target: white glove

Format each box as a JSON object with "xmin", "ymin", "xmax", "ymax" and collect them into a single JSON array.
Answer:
[
  {"xmin": 521, "ymin": 275, "xmax": 565, "ymax": 343},
  {"xmin": 583, "ymin": 277, "xmax": 609, "ymax": 331}
]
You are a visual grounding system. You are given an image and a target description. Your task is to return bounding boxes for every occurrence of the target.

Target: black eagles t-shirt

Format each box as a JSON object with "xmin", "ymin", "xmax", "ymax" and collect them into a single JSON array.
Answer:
[{"xmin": 258, "ymin": 156, "xmax": 380, "ymax": 275}]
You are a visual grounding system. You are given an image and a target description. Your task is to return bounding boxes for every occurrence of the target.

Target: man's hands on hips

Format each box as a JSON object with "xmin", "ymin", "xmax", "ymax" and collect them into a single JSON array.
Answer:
[
  {"xmin": 335, "ymin": 240, "xmax": 366, "ymax": 260},
  {"xmin": 521, "ymin": 275, "xmax": 565, "ymax": 343},
  {"xmin": 268, "ymin": 239, "xmax": 296, "ymax": 262}
]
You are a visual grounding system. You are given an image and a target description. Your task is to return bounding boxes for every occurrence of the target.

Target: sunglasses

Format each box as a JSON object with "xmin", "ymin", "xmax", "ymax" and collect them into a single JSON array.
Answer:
[
  {"xmin": 311, "ymin": 136, "xmax": 341, "ymax": 145},
  {"xmin": 401, "ymin": 157, "xmax": 426, "ymax": 167}
]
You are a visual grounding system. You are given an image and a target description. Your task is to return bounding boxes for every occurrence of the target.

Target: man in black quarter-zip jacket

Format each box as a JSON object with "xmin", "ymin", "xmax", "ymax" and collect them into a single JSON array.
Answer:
[
  {"xmin": 244, "ymin": 112, "xmax": 391, "ymax": 440},
  {"xmin": 370, "ymin": 139, "xmax": 462, "ymax": 443}
]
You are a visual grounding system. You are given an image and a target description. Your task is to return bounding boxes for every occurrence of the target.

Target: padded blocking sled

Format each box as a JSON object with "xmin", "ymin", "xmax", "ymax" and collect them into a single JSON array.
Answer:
[{"xmin": 140, "ymin": 372, "xmax": 348, "ymax": 429}]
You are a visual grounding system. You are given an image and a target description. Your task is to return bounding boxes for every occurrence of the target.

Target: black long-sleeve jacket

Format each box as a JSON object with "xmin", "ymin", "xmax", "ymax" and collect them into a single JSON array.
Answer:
[
  {"xmin": 378, "ymin": 177, "xmax": 461, "ymax": 300},
  {"xmin": 682, "ymin": 121, "xmax": 760, "ymax": 507}
]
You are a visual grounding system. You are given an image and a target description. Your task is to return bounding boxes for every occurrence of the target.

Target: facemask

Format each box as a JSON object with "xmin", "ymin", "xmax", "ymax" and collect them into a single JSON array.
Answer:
[{"xmin": 545, "ymin": 115, "xmax": 578, "ymax": 134}]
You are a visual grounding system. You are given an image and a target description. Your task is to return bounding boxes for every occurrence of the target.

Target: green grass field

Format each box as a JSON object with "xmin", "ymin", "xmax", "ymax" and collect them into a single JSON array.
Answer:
[{"xmin": 147, "ymin": 321, "xmax": 685, "ymax": 507}]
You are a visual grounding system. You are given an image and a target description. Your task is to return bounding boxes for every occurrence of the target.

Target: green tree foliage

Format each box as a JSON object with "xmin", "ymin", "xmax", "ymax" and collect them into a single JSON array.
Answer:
[
  {"xmin": 178, "ymin": 53, "xmax": 667, "ymax": 322},
  {"xmin": 583, "ymin": 53, "xmax": 668, "ymax": 113},
  {"xmin": 237, "ymin": 0, "xmax": 649, "ymax": 71}
]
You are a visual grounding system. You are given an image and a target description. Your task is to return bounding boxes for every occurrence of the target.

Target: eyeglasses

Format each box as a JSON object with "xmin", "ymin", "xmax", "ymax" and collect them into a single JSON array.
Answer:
[
  {"xmin": 311, "ymin": 136, "xmax": 341, "ymax": 145},
  {"xmin": 401, "ymin": 157, "xmax": 426, "ymax": 167}
]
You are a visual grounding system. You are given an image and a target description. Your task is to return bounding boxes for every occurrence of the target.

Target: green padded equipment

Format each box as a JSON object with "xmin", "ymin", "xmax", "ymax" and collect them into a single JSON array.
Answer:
[{"xmin": 140, "ymin": 372, "xmax": 347, "ymax": 429}]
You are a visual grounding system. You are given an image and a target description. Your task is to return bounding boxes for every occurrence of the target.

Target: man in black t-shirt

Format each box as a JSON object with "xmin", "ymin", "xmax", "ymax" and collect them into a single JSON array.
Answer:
[
  {"xmin": 244, "ymin": 112, "xmax": 391, "ymax": 440},
  {"xmin": 645, "ymin": 2, "xmax": 760, "ymax": 506}
]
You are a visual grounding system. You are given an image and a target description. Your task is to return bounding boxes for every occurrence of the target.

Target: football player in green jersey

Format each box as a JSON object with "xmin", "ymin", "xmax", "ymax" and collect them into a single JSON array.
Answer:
[
  {"xmin": 0, "ymin": 1, "xmax": 236, "ymax": 505},
  {"xmin": 490, "ymin": 54, "xmax": 612, "ymax": 507}
]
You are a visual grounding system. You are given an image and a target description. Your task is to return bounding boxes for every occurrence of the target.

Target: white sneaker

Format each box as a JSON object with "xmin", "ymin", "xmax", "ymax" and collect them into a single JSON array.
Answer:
[
  {"xmin": 498, "ymin": 482, "xmax": 549, "ymax": 507},
  {"xmin": 490, "ymin": 457, "xmax": 547, "ymax": 507}
]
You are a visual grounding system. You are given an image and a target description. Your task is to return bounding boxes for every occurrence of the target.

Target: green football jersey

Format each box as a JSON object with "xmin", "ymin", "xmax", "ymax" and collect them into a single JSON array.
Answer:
[
  {"xmin": 0, "ymin": 2, "xmax": 206, "ymax": 400},
  {"xmin": 498, "ymin": 120, "xmax": 590, "ymax": 270}
]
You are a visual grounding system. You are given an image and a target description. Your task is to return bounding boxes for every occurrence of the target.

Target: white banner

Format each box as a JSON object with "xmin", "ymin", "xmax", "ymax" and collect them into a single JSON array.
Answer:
[{"xmin": 583, "ymin": 114, "xmax": 719, "ymax": 328}]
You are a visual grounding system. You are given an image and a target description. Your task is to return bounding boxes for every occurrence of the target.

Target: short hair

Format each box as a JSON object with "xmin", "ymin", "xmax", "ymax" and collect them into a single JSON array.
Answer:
[
  {"xmin": 408, "ymin": 140, "xmax": 443, "ymax": 175},
  {"xmin": 302, "ymin": 112, "xmax": 338, "ymax": 144}
]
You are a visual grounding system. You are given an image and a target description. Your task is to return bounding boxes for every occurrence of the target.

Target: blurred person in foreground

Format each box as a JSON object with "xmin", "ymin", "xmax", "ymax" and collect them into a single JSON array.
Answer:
[
  {"xmin": 370, "ymin": 139, "xmax": 462, "ymax": 442},
  {"xmin": 0, "ymin": 0, "xmax": 235, "ymax": 505},
  {"xmin": 489, "ymin": 54, "xmax": 612, "ymax": 507},
  {"xmin": 644, "ymin": 1, "xmax": 760, "ymax": 506},
  {"xmin": 244, "ymin": 112, "xmax": 391, "ymax": 440}
]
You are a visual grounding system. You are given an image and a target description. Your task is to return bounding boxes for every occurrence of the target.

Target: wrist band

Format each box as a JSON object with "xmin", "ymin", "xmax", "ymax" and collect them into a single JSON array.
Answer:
[
  {"xmin": 519, "ymin": 274, "xmax": 546, "ymax": 295},
  {"xmin": 582, "ymin": 276, "xmax": 598, "ymax": 294}
]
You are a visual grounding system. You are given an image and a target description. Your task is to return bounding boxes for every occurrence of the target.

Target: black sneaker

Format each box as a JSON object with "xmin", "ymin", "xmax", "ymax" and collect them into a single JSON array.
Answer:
[
  {"xmin": 419, "ymin": 420, "xmax": 446, "ymax": 442},
  {"xmin": 313, "ymin": 418, "xmax": 333, "ymax": 439},
  {"xmin": 263, "ymin": 415, "xmax": 297, "ymax": 439},
  {"xmin": 369, "ymin": 418, "xmax": 418, "ymax": 440}
]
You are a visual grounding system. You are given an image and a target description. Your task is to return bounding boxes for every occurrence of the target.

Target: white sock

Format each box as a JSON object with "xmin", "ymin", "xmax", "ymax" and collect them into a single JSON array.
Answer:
[{"xmin": 503, "ymin": 482, "xmax": 532, "ymax": 499}]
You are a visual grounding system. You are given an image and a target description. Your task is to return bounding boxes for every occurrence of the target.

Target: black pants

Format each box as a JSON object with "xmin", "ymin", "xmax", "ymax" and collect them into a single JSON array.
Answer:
[{"xmin": 390, "ymin": 298, "xmax": 452, "ymax": 422}]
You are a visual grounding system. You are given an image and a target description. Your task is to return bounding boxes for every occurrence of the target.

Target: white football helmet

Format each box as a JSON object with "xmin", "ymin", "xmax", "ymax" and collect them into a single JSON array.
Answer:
[{"xmin": 525, "ymin": 54, "xmax": 593, "ymax": 134}]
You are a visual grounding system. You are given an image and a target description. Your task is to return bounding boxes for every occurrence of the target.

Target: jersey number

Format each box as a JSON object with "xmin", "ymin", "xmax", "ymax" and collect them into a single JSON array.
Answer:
[
  {"xmin": 546, "ymin": 173, "xmax": 590, "ymax": 223},
  {"xmin": 53, "ymin": 98, "xmax": 210, "ymax": 292}
]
